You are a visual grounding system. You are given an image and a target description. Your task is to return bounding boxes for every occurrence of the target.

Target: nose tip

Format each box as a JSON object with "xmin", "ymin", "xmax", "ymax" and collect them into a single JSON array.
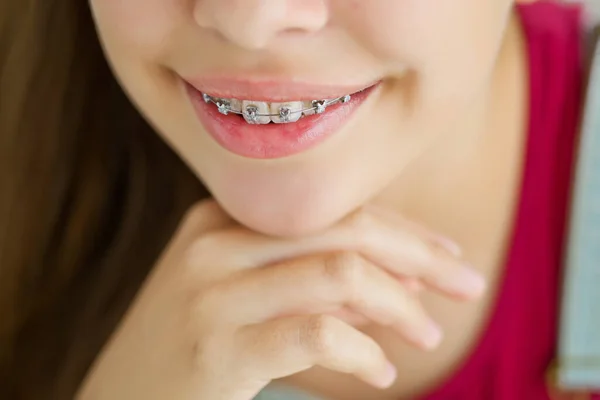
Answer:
[{"xmin": 194, "ymin": 0, "xmax": 329, "ymax": 50}]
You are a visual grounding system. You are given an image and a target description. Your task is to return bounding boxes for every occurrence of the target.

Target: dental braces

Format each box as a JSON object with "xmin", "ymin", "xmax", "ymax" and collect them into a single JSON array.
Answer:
[{"xmin": 201, "ymin": 93, "xmax": 352, "ymax": 123}]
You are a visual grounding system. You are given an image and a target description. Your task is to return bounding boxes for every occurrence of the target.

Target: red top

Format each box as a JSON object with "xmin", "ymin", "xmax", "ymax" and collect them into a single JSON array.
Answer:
[{"xmin": 421, "ymin": 2, "xmax": 594, "ymax": 399}]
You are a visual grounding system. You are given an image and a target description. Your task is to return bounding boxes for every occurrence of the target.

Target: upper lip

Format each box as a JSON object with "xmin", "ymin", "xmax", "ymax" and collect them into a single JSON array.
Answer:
[{"xmin": 183, "ymin": 76, "xmax": 380, "ymax": 101}]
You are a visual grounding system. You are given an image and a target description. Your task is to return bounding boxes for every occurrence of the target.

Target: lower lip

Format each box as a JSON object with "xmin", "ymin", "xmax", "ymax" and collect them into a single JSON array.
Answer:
[{"xmin": 186, "ymin": 83, "xmax": 376, "ymax": 159}]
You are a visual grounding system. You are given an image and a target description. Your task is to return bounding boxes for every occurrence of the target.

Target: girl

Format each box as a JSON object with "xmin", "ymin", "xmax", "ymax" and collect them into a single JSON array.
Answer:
[{"xmin": 0, "ymin": 0, "xmax": 597, "ymax": 399}]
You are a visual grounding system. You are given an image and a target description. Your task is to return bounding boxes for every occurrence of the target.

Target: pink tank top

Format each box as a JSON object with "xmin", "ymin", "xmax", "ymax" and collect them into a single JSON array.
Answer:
[{"xmin": 421, "ymin": 2, "xmax": 594, "ymax": 399}]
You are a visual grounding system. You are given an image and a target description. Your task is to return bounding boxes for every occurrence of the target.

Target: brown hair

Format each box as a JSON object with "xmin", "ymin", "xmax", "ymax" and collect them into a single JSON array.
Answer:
[{"xmin": 0, "ymin": 2, "xmax": 208, "ymax": 398}]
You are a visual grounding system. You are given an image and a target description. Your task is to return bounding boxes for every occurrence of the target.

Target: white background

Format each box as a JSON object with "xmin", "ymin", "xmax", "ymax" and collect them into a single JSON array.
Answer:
[
  {"xmin": 572, "ymin": 0, "xmax": 600, "ymax": 24},
  {"xmin": 590, "ymin": 0, "xmax": 599, "ymax": 24}
]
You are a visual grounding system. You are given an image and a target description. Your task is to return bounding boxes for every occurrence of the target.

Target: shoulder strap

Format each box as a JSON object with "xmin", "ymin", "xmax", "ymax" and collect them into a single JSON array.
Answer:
[{"xmin": 556, "ymin": 24, "xmax": 600, "ymax": 393}]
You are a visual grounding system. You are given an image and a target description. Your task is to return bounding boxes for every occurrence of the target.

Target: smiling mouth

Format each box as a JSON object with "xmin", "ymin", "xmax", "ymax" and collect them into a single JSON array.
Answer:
[
  {"xmin": 199, "ymin": 91, "xmax": 359, "ymax": 124},
  {"xmin": 185, "ymin": 78, "xmax": 380, "ymax": 159}
]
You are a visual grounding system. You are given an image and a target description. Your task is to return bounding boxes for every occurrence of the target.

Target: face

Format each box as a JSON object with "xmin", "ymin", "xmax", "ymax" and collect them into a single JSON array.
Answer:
[{"xmin": 90, "ymin": 0, "xmax": 515, "ymax": 237}]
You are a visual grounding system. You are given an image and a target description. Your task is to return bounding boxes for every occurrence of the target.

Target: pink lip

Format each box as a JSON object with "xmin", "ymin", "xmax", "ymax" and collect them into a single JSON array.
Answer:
[
  {"xmin": 185, "ymin": 79, "xmax": 378, "ymax": 159},
  {"xmin": 185, "ymin": 76, "xmax": 379, "ymax": 102}
]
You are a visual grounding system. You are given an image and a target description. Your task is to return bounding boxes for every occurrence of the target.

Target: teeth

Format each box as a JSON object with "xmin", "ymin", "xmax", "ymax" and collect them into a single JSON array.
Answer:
[
  {"xmin": 202, "ymin": 91, "xmax": 356, "ymax": 125},
  {"xmin": 242, "ymin": 101, "xmax": 271, "ymax": 124},
  {"xmin": 270, "ymin": 102, "xmax": 303, "ymax": 123},
  {"xmin": 302, "ymin": 101, "xmax": 316, "ymax": 116},
  {"xmin": 229, "ymin": 99, "xmax": 242, "ymax": 112}
]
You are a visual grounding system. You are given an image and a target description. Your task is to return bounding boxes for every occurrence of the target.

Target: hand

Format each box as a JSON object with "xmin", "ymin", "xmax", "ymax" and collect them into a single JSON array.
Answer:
[{"xmin": 77, "ymin": 200, "xmax": 485, "ymax": 400}]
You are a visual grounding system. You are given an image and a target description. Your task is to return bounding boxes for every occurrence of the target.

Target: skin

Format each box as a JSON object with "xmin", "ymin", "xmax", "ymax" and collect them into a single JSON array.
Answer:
[{"xmin": 84, "ymin": 0, "xmax": 533, "ymax": 399}]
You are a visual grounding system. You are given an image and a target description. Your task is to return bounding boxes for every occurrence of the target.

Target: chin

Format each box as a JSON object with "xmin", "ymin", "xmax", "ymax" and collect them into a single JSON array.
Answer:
[{"xmin": 216, "ymin": 194, "xmax": 357, "ymax": 238}]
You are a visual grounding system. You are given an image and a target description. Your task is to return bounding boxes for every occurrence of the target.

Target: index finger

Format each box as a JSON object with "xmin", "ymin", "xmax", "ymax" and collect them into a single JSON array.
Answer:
[{"xmin": 192, "ymin": 208, "xmax": 486, "ymax": 299}]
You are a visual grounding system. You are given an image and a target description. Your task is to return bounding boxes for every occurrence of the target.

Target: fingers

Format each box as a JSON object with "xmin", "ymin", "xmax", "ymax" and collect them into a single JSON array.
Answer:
[
  {"xmin": 330, "ymin": 211, "xmax": 485, "ymax": 299},
  {"xmin": 363, "ymin": 204, "xmax": 463, "ymax": 255},
  {"xmin": 205, "ymin": 252, "xmax": 442, "ymax": 349},
  {"xmin": 238, "ymin": 315, "xmax": 397, "ymax": 389},
  {"xmin": 191, "ymin": 209, "xmax": 485, "ymax": 300},
  {"xmin": 149, "ymin": 200, "xmax": 236, "ymax": 280},
  {"xmin": 353, "ymin": 207, "xmax": 486, "ymax": 299},
  {"xmin": 328, "ymin": 309, "xmax": 371, "ymax": 327}
]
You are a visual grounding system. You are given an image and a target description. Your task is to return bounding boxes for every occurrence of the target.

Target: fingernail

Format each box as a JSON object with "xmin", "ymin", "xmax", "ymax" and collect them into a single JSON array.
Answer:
[
  {"xmin": 422, "ymin": 320, "xmax": 443, "ymax": 350},
  {"xmin": 404, "ymin": 320, "xmax": 443, "ymax": 350},
  {"xmin": 377, "ymin": 361, "xmax": 397, "ymax": 388},
  {"xmin": 457, "ymin": 266, "xmax": 487, "ymax": 297},
  {"xmin": 435, "ymin": 265, "xmax": 487, "ymax": 298}
]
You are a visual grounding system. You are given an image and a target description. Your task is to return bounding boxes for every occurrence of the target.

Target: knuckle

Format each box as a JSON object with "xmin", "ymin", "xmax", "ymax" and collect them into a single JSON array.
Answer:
[
  {"xmin": 189, "ymin": 286, "xmax": 222, "ymax": 323},
  {"xmin": 188, "ymin": 231, "xmax": 223, "ymax": 257},
  {"xmin": 186, "ymin": 293, "xmax": 233, "ymax": 370},
  {"xmin": 185, "ymin": 227, "xmax": 249, "ymax": 270},
  {"xmin": 343, "ymin": 210, "xmax": 375, "ymax": 247},
  {"xmin": 322, "ymin": 252, "xmax": 365, "ymax": 297},
  {"xmin": 301, "ymin": 315, "xmax": 338, "ymax": 354},
  {"xmin": 190, "ymin": 330, "xmax": 228, "ymax": 373},
  {"xmin": 182, "ymin": 200, "xmax": 217, "ymax": 228},
  {"xmin": 191, "ymin": 334, "xmax": 214, "ymax": 368},
  {"xmin": 185, "ymin": 230, "xmax": 232, "ymax": 267},
  {"xmin": 344, "ymin": 209, "xmax": 372, "ymax": 231},
  {"xmin": 181, "ymin": 200, "xmax": 232, "ymax": 234}
]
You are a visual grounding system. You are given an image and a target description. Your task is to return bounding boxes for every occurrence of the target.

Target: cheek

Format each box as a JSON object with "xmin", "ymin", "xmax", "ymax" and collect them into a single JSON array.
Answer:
[
  {"xmin": 339, "ymin": 0, "xmax": 510, "ymax": 99},
  {"xmin": 339, "ymin": 0, "xmax": 507, "ymax": 57},
  {"xmin": 90, "ymin": 0, "xmax": 187, "ymax": 61},
  {"xmin": 89, "ymin": 0, "xmax": 195, "ymax": 141},
  {"xmin": 419, "ymin": 0, "xmax": 510, "ymax": 103},
  {"xmin": 334, "ymin": 0, "xmax": 425, "ymax": 63}
]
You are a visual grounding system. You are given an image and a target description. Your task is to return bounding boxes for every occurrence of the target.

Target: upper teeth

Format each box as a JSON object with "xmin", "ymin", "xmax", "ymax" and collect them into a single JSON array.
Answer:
[{"xmin": 202, "ymin": 93, "xmax": 353, "ymax": 124}]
